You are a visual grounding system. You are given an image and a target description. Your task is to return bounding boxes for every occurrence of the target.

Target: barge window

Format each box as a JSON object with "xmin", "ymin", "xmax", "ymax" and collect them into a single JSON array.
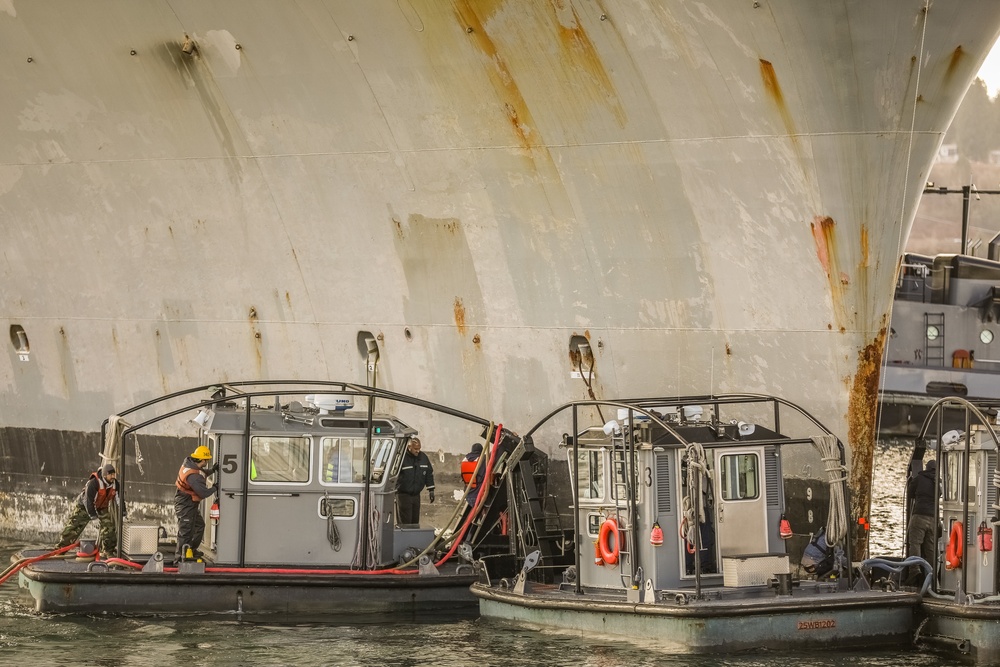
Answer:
[
  {"xmin": 719, "ymin": 453, "xmax": 759, "ymax": 501},
  {"xmin": 321, "ymin": 437, "xmax": 396, "ymax": 484},
  {"xmin": 249, "ymin": 436, "xmax": 310, "ymax": 483},
  {"xmin": 575, "ymin": 450, "xmax": 605, "ymax": 499}
]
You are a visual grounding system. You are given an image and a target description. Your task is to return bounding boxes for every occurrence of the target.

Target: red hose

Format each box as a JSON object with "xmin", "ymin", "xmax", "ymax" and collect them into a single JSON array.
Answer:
[
  {"xmin": 103, "ymin": 557, "xmax": 143, "ymax": 570},
  {"xmin": 0, "ymin": 542, "xmax": 79, "ymax": 586},
  {"xmin": 434, "ymin": 423, "xmax": 503, "ymax": 567}
]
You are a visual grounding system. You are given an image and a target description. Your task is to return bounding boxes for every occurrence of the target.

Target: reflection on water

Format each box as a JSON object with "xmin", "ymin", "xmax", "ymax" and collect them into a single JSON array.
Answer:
[
  {"xmin": 870, "ymin": 442, "xmax": 913, "ymax": 557},
  {"xmin": 0, "ymin": 445, "xmax": 952, "ymax": 666}
]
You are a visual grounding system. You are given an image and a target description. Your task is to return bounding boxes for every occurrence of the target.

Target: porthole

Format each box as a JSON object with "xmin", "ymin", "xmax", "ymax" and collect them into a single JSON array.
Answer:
[
  {"xmin": 926, "ymin": 325, "xmax": 940, "ymax": 341},
  {"xmin": 981, "ymin": 329, "xmax": 994, "ymax": 345}
]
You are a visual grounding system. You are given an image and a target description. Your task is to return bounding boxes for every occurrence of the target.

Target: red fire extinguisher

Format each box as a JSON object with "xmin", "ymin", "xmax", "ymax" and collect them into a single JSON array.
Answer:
[
  {"xmin": 210, "ymin": 501, "xmax": 220, "ymax": 525},
  {"xmin": 978, "ymin": 520, "xmax": 993, "ymax": 552}
]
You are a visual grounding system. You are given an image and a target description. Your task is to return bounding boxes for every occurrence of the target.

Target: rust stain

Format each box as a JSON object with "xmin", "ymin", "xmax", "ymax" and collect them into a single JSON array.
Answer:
[
  {"xmin": 945, "ymin": 45, "xmax": 965, "ymax": 82},
  {"xmin": 455, "ymin": 2, "xmax": 539, "ymax": 150},
  {"xmin": 248, "ymin": 306, "xmax": 258, "ymax": 322},
  {"xmin": 810, "ymin": 215, "xmax": 835, "ymax": 277},
  {"xmin": 252, "ymin": 330, "xmax": 262, "ymax": 372},
  {"xmin": 284, "ymin": 291, "xmax": 292, "ymax": 308},
  {"xmin": 860, "ymin": 225, "xmax": 869, "ymax": 268},
  {"xmin": 846, "ymin": 326, "xmax": 887, "ymax": 557},
  {"xmin": 473, "ymin": 333, "xmax": 481, "ymax": 349},
  {"xmin": 725, "ymin": 343, "xmax": 732, "ymax": 356},
  {"xmin": 760, "ymin": 59, "xmax": 798, "ymax": 141},
  {"xmin": 551, "ymin": 1, "xmax": 626, "ymax": 125},
  {"xmin": 454, "ymin": 297, "xmax": 467, "ymax": 335}
]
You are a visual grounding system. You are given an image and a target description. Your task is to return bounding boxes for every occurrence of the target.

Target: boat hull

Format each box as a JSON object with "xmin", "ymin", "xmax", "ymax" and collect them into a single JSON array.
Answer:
[
  {"xmin": 918, "ymin": 598, "xmax": 1000, "ymax": 664},
  {"xmin": 18, "ymin": 561, "xmax": 478, "ymax": 616},
  {"xmin": 473, "ymin": 583, "xmax": 918, "ymax": 652}
]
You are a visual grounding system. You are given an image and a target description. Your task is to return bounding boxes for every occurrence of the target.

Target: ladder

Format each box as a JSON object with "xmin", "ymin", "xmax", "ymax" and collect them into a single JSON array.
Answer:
[{"xmin": 924, "ymin": 312, "xmax": 945, "ymax": 367}]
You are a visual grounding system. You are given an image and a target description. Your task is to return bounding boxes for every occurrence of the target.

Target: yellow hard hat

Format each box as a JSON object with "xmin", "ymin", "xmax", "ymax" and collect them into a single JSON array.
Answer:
[{"xmin": 190, "ymin": 445, "xmax": 212, "ymax": 460}]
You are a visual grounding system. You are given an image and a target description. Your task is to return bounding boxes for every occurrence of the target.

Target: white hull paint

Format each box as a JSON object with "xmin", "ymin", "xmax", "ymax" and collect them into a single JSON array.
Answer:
[{"xmin": 3, "ymin": 2, "xmax": 1000, "ymax": 530}]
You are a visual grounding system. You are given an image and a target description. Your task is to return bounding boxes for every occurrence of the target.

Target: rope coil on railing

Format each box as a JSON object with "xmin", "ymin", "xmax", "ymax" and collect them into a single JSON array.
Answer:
[{"xmin": 812, "ymin": 435, "xmax": 848, "ymax": 546}]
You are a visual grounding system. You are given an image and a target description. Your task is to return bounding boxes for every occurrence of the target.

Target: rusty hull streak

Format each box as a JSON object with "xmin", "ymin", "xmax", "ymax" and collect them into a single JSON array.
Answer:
[
  {"xmin": 454, "ymin": 297, "xmax": 467, "ymax": 335},
  {"xmin": 455, "ymin": 1, "xmax": 540, "ymax": 151},
  {"xmin": 551, "ymin": 0, "xmax": 627, "ymax": 125},
  {"xmin": 760, "ymin": 59, "xmax": 798, "ymax": 143},
  {"xmin": 945, "ymin": 45, "xmax": 965, "ymax": 82},
  {"xmin": 847, "ymin": 326, "xmax": 886, "ymax": 557}
]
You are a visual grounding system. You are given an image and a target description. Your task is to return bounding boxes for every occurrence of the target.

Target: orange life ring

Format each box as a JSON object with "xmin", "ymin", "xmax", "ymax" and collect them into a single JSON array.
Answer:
[
  {"xmin": 598, "ymin": 518, "xmax": 620, "ymax": 565},
  {"xmin": 946, "ymin": 521, "xmax": 964, "ymax": 570}
]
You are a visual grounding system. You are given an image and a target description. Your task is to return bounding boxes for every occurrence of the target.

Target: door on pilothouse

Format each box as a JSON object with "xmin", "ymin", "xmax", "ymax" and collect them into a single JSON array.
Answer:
[{"xmin": 714, "ymin": 447, "xmax": 768, "ymax": 556}]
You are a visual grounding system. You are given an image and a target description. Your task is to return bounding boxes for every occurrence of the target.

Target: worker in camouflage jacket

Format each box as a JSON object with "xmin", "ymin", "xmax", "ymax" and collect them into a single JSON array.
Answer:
[{"xmin": 56, "ymin": 463, "xmax": 125, "ymax": 557}]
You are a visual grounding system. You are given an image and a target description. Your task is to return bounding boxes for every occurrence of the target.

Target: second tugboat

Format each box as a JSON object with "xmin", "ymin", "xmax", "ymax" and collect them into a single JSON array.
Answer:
[{"xmin": 472, "ymin": 393, "xmax": 921, "ymax": 653}]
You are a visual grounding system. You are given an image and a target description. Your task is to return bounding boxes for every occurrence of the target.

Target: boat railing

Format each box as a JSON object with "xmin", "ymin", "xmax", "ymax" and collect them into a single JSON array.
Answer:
[
  {"xmin": 101, "ymin": 380, "xmax": 499, "ymax": 568},
  {"xmin": 519, "ymin": 393, "xmax": 849, "ymax": 599},
  {"xmin": 913, "ymin": 397, "xmax": 1000, "ymax": 599}
]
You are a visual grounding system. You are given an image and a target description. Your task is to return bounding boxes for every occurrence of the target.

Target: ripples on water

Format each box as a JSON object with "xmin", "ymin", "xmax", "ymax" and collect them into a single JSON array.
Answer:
[{"xmin": 0, "ymin": 444, "xmax": 947, "ymax": 666}]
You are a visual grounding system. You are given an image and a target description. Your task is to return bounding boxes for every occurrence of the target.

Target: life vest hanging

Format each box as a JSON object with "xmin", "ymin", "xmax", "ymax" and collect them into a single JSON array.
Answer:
[
  {"xmin": 598, "ymin": 518, "xmax": 620, "ymax": 565},
  {"xmin": 779, "ymin": 515, "xmax": 793, "ymax": 540},
  {"xmin": 978, "ymin": 521, "xmax": 993, "ymax": 552},
  {"xmin": 946, "ymin": 521, "xmax": 964, "ymax": 570}
]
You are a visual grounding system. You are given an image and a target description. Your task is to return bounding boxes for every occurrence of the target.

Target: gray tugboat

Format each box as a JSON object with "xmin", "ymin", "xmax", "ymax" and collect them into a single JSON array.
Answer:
[
  {"xmin": 879, "ymin": 251, "xmax": 1000, "ymax": 438},
  {"xmin": 471, "ymin": 393, "xmax": 921, "ymax": 653},
  {"xmin": 8, "ymin": 381, "xmax": 534, "ymax": 616},
  {"xmin": 903, "ymin": 397, "xmax": 1000, "ymax": 663}
]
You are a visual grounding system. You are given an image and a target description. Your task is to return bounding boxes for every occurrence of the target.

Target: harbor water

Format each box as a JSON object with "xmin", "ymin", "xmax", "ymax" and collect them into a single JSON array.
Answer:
[{"xmin": 0, "ymin": 444, "xmax": 953, "ymax": 666}]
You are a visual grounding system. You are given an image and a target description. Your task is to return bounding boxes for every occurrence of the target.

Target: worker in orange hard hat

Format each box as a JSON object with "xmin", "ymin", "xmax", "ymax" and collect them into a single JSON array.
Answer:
[{"xmin": 174, "ymin": 445, "xmax": 218, "ymax": 562}]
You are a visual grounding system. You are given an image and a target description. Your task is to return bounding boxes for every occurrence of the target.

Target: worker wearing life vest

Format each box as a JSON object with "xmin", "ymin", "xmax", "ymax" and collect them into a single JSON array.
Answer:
[
  {"xmin": 174, "ymin": 445, "xmax": 218, "ymax": 561},
  {"xmin": 56, "ymin": 463, "xmax": 125, "ymax": 557},
  {"xmin": 461, "ymin": 442, "xmax": 486, "ymax": 506}
]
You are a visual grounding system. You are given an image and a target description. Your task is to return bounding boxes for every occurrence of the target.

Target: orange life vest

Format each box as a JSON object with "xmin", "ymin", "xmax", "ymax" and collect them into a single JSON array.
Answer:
[
  {"xmin": 460, "ymin": 459, "xmax": 479, "ymax": 488},
  {"xmin": 90, "ymin": 472, "xmax": 116, "ymax": 510},
  {"xmin": 176, "ymin": 463, "xmax": 207, "ymax": 501}
]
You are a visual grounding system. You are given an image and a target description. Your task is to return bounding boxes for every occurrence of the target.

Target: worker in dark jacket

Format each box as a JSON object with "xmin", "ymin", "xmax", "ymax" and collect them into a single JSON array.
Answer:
[
  {"xmin": 907, "ymin": 459, "xmax": 938, "ymax": 564},
  {"xmin": 56, "ymin": 463, "xmax": 125, "ymax": 557},
  {"xmin": 175, "ymin": 445, "xmax": 218, "ymax": 561},
  {"xmin": 396, "ymin": 437, "xmax": 434, "ymax": 526}
]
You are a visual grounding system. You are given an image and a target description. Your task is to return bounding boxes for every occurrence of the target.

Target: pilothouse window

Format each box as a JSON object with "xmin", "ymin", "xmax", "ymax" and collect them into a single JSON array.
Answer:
[
  {"xmin": 575, "ymin": 450, "xmax": 605, "ymax": 499},
  {"xmin": 249, "ymin": 436, "xmax": 310, "ymax": 483},
  {"xmin": 321, "ymin": 437, "xmax": 396, "ymax": 484},
  {"xmin": 719, "ymin": 453, "xmax": 759, "ymax": 501}
]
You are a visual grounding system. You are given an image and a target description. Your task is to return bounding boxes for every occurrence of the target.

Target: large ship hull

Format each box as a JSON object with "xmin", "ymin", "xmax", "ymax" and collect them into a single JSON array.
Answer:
[{"xmin": 3, "ymin": 2, "xmax": 1000, "ymax": 534}]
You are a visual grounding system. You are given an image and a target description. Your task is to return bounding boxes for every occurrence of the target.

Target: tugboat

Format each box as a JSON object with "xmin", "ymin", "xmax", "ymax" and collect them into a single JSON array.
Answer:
[
  {"xmin": 471, "ymin": 393, "xmax": 921, "ymax": 653},
  {"xmin": 879, "ymin": 252, "xmax": 1000, "ymax": 438},
  {"xmin": 7, "ymin": 381, "xmax": 528, "ymax": 616},
  {"xmin": 903, "ymin": 396, "xmax": 1000, "ymax": 663}
]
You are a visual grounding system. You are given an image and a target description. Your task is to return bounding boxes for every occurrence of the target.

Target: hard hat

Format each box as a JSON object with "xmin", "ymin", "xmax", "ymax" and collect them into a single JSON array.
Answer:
[{"xmin": 190, "ymin": 445, "xmax": 212, "ymax": 460}]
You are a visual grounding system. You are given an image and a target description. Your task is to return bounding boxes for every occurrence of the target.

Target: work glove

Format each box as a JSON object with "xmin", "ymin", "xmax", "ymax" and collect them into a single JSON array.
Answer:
[
  {"xmin": 209, "ymin": 462, "xmax": 220, "ymax": 476},
  {"xmin": 428, "ymin": 490, "xmax": 435, "ymax": 503}
]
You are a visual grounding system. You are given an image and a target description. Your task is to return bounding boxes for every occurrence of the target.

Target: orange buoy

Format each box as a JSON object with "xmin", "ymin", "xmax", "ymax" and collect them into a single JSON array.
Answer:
[
  {"xmin": 598, "ymin": 518, "xmax": 620, "ymax": 565},
  {"xmin": 946, "ymin": 521, "xmax": 964, "ymax": 570}
]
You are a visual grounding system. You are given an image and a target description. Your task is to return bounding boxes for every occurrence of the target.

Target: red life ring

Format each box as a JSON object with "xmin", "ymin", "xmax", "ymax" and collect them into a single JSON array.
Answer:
[
  {"xmin": 946, "ymin": 521, "xmax": 964, "ymax": 570},
  {"xmin": 598, "ymin": 518, "xmax": 620, "ymax": 565}
]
